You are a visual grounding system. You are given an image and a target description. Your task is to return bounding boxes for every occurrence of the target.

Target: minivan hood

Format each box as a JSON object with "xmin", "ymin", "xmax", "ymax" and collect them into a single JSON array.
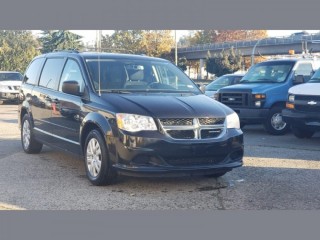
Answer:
[
  {"xmin": 219, "ymin": 83, "xmax": 282, "ymax": 93},
  {"xmin": 100, "ymin": 93, "xmax": 232, "ymax": 118},
  {"xmin": 289, "ymin": 83, "xmax": 320, "ymax": 96}
]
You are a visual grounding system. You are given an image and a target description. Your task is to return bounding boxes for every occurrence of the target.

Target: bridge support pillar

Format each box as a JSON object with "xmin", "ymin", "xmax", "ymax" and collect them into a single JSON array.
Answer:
[{"xmin": 199, "ymin": 59, "xmax": 205, "ymax": 79}]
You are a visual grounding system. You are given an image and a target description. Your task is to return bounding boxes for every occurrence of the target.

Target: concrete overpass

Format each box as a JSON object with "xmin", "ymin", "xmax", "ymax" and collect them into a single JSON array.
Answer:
[
  {"xmin": 174, "ymin": 33, "xmax": 320, "ymax": 78},
  {"xmin": 176, "ymin": 33, "xmax": 320, "ymax": 60}
]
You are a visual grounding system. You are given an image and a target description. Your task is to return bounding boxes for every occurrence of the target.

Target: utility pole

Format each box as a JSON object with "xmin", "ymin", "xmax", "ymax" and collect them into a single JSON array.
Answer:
[{"xmin": 175, "ymin": 30, "xmax": 178, "ymax": 65}]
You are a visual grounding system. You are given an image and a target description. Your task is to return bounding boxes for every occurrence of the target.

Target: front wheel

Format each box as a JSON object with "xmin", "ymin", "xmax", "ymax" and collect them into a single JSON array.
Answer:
[
  {"xmin": 84, "ymin": 129, "xmax": 117, "ymax": 186},
  {"xmin": 263, "ymin": 106, "xmax": 290, "ymax": 135}
]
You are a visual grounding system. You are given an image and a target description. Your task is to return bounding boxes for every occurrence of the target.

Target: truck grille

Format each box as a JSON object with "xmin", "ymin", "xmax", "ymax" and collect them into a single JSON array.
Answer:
[
  {"xmin": 220, "ymin": 92, "xmax": 249, "ymax": 107},
  {"xmin": 159, "ymin": 118, "xmax": 225, "ymax": 140},
  {"xmin": 295, "ymin": 95, "xmax": 320, "ymax": 113}
]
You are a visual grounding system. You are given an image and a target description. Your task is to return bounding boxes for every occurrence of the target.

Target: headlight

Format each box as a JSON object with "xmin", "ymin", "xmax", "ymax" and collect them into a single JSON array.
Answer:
[
  {"xmin": 214, "ymin": 93, "xmax": 219, "ymax": 100},
  {"xmin": 226, "ymin": 112, "xmax": 240, "ymax": 129},
  {"xmin": 253, "ymin": 93, "xmax": 266, "ymax": 99},
  {"xmin": 288, "ymin": 94, "xmax": 295, "ymax": 103},
  {"xmin": 116, "ymin": 113, "xmax": 157, "ymax": 132}
]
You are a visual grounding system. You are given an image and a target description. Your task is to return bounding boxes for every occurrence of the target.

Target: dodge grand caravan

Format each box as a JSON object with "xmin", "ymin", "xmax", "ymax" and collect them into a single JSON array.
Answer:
[{"xmin": 18, "ymin": 51, "xmax": 243, "ymax": 185}]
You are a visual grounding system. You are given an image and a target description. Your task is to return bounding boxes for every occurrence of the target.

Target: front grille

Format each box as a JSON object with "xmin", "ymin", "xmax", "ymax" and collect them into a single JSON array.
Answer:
[
  {"xmin": 160, "ymin": 118, "xmax": 193, "ymax": 126},
  {"xmin": 167, "ymin": 130, "xmax": 195, "ymax": 139},
  {"xmin": 199, "ymin": 117, "xmax": 225, "ymax": 125},
  {"xmin": 295, "ymin": 105, "xmax": 320, "ymax": 113},
  {"xmin": 220, "ymin": 92, "xmax": 249, "ymax": 107},
  {"xmin": 159, "ymin": 118, "xmax": 225, "ymax": 140},
  {"xmin": 165, "ymin": 156, "xmax": 226, "ymax": 166},
  {"xmin": 295, "ymin": 95, "xmax": 320, "ymax": 101},
  {"xmin": 201, "ymin": 129, "xmax": 223, "ymax": 139}
]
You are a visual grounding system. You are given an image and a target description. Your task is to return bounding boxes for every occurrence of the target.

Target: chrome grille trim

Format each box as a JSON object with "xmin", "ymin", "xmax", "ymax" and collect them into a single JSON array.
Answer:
[{"xmin": 158, "ymin": 118, "xmax": 226, "ymax": 140}]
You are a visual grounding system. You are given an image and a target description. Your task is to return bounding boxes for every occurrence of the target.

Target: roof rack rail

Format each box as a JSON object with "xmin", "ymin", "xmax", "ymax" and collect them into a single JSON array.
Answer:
[{"xmin": 52, "ymin": 49, "xmax": 79, "ymax": 53}]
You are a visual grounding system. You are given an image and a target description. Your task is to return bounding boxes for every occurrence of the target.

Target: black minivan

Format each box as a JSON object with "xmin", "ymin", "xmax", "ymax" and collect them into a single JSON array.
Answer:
[{"xmin": 18, "ymin": 51, "xmax": 243, "ymax": 185}]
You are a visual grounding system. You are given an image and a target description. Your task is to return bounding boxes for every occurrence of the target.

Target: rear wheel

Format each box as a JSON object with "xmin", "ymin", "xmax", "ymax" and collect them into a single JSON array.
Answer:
[
  {"xmin": 263, "ymin": 106, "xmax": 290, "ymax": 135},
  {"xmin": 292, "ymin": 127, "xmax": 315, "ymax": 139},
  {"xmin": 21, "ymin": 114, "xmax": 43, "ymax": 154},
  {"xmin": 84, "ymin": 129, "xmax": 117, "ymax": 186}
]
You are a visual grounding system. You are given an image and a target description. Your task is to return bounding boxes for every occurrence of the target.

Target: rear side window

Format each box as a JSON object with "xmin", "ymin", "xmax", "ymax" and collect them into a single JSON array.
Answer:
[
  {"xmin": 23, "ymin": 58, "xmax": 45, "ymax": 85},
  {"xmin": 39, "ymin": 58, "xmax": 65, "ymax": 90}
]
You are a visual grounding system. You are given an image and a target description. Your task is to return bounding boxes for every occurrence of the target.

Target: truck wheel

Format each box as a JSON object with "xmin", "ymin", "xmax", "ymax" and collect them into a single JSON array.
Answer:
[
  {"xmin": 84, "ymin": 129, "xmax": 117, "ymax": 186},
  {"xmin": 264, "ymin": 106, "xmax": 289, "ymax": 135},
  {"xmin": 21, "ymin": 114, "xmax": 43, "ymax": 153},
  {"xmin": 292, "ymin": 127, "xmax": 314, "ymax": 139}
]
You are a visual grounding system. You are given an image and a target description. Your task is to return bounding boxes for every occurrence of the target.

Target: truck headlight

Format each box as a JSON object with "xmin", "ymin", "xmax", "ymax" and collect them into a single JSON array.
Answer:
[
  {"xmin": 253, "ymin": 94, "xmax": 266, "ymax": 99},
  {"xmin": 226, "ymin": 112, "xmax": 240, "ymax": 129},
  {"xmin": 288, "ymin": 94, "xmax": 295, "ymax": 103},
  {"xmin": 116, "ymin": 113, "xmax": 157, "ymax": 132},
  {"xmin": 214, "ymin": 93, "xmax": 219, "ymax": 100}
]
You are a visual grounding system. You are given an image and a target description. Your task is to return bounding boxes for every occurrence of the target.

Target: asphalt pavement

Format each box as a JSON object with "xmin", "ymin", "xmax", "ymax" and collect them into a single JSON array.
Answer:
[{"xmin": 0, "ymin": 104, "xmax": 320, "ymax": 210}]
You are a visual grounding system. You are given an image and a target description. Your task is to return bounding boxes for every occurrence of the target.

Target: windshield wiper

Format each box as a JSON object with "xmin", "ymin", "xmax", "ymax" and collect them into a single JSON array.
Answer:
[{"xmin": 101, "ymin": 89, "xmax": 131, "ymax": 94}]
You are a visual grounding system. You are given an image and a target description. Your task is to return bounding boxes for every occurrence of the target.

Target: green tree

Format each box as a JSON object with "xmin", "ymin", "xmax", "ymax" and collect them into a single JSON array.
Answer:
[
  {"xmin": 39, "ymin": 30, "xmax": 83, "ymax": 53},
  {"xmin": 101, "ymin": 30, "xmax": 175, "ymax": 57},
  {"xmin": 0, "ymin": 30, "xmax": 40, "ymax": 72},
  {"xmin": 206, "ymin": 48, "xmax": 242, "ymax": 77}
]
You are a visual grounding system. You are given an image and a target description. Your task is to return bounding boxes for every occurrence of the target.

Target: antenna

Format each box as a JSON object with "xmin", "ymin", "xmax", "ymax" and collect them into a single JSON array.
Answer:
[{"xmin": 96, "ymin": 30, "xmax": 102, "ymax": 96}]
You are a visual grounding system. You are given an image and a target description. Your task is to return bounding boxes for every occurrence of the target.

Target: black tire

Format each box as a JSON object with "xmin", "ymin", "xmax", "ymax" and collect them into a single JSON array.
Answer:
[
  {"xmin": 292, "ymin": 127, "xmax": 315, "ymax": 139},
  {"xmin": 21, "ymin": 114, "xmax": 43, "ymax": 154},
  {"xmin": 263, "ymin": 106, "xmax": 290, "ymax": 135},
  {"xmin": 84, "ymin": 129, "xmax": 117, "ymax": 186},
  {"xmin": 204, "ymin": 171, "xmax": 228, "ymax": 178}
]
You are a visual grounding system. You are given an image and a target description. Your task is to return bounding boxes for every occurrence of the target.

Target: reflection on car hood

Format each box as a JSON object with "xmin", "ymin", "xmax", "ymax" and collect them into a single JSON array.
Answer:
[{"xmin": 100, "ymin": 93, "xmax": 231, "ymax": 118}]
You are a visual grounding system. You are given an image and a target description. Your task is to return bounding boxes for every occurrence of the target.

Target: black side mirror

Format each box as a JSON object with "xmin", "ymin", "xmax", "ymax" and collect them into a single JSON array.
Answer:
[
  {"xmin": 62, "ymin": 80, "xmax": 82, "ymax": 96},
  {"xmin": 293, "ymin": 75, "xmax": 304, "ymax": 85}
]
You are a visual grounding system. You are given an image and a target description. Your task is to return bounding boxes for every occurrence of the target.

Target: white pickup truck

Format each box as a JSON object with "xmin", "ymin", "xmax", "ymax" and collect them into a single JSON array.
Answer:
[
  {"xmin": 0, "ymin": 71, "xmax": 23, "ymax": 104},
  {"xmin": 282, "ymin": 69, "xmax": 320, "ymax": 138}
]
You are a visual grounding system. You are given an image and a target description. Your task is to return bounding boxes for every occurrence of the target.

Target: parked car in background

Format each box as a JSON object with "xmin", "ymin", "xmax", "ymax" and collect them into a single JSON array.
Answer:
[
  {"xmin": 0, "ymin": 71, "xmax": 23, "ymax": 104},
  {"xmin": 205, "ymin": 74, "xmax": 244, "ymax": 98},
  {"xmin": 215, "ymin": 58, "xmax": 320, "ymax": 135},
  {"xmin": 18, "ymin": 51, "xmax": 244, "ymax": 186},
  {"xmin": 283, "ymin": 68, "xmax": 320, "ymax": 138}
]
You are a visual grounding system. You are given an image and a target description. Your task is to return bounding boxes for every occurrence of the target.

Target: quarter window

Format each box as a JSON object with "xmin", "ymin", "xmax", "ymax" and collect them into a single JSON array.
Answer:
[
  {"xmin": 39, "ymin": 58, "xmax": 65, "ymax": 90},
  {"xmin": 23, "ymin": 58, "xmax": 45, "ymax": 85}
]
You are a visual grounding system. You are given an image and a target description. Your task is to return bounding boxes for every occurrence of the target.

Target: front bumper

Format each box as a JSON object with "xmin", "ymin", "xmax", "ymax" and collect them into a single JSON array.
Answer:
[
  {"xmin": 0, "ymin": 92, "xmax": 19, "ymax": 101},
  {"xmin": 232, "ymin": 108, "xmax": 269, "ymax": 123},
  {"xmin": 282, "ymin": 109, "xmax": 320, "ymax": 131},
  {"xmin": 111, "ymin": 129, "xmax": 244, "ymax": 177}
]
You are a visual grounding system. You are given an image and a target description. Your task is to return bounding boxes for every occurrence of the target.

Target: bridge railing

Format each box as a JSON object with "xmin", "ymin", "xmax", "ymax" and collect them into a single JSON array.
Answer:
[{"xmin": 178, "ymin": 34, "xmax": 320, "ymax": 53}]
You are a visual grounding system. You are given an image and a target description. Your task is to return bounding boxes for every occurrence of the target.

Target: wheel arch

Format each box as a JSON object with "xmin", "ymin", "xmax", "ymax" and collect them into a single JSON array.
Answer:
[{"xmin": 80, "ymin": 112, "xmax": 114, "ymax": 155}]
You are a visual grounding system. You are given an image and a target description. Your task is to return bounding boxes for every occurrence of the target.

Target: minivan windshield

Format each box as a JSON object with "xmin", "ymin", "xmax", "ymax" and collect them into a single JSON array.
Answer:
[
  {"xmin": 0, "ymin": 72, "xmax": 23, "ymax": 81},
  {"xmin": 309, "ymin": 69, "xmax": 320, "ymax": 83},
  {"xmin": 85, "ymin": 58, "xmax": 201, "ymax": 94},
  {"xmin": 240, "ymin": 61, "xmax": 294, "ymax": 84}
]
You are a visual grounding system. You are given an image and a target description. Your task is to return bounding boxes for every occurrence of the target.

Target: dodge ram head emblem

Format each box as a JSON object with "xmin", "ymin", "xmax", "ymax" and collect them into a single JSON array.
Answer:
[{"xmin": 307, "ymin": 101, "xmax": 317, "ymax": 105}]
